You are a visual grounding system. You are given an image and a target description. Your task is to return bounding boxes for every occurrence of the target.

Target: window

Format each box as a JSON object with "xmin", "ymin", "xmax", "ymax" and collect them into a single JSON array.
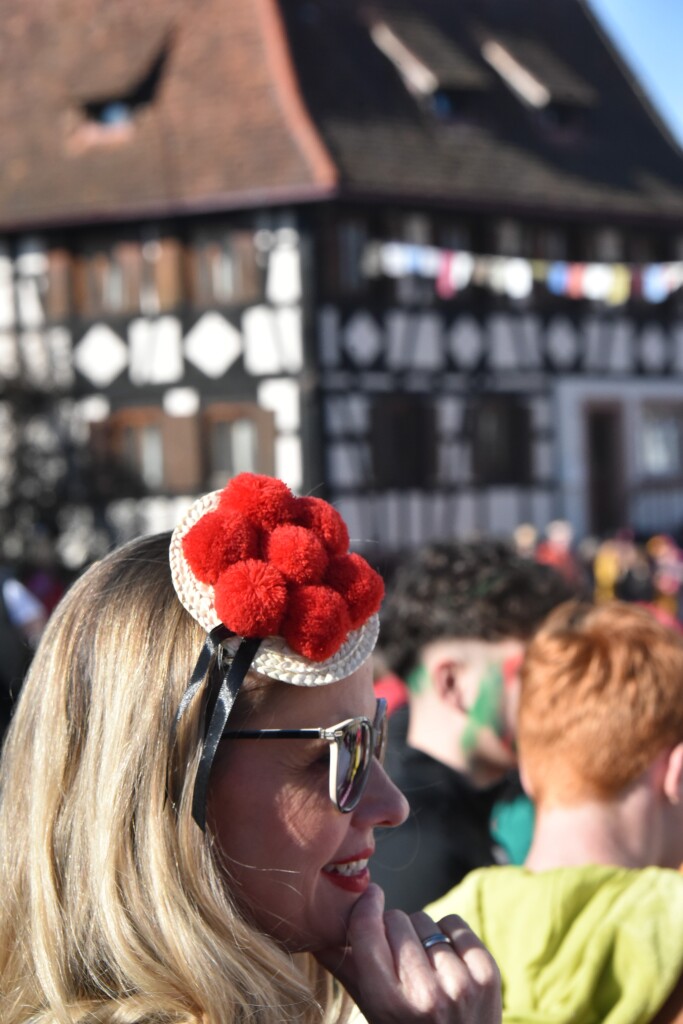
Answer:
[
  {"xmin": 140, "ymin": 237, "xmax": 183, "ymax": 313},
  {"xmin": 91, "ymin": 402, "xmax": 276, "ymax": 497},
  {"xmin": 386, "ymin": 212, "xmax": 435, "ymax": 305},
  {"xmin": 337, "ymin": 220, "xmax": 369, "ymax": 295},
  {"xmin": 493, "ymin": 219, "xmax": 529, "ymax": 257},
  {"xmin": 536, "ymin": 226, "xmax": 568, "ymax": 261},
  {"xmin": 427, "ymin": 88, "xmax": 482, "ymax": 124},
  {"xmin": 77, "ymin": 241, "xmax": 143, "ymax": 316},
  {"xmin": 92, "ymin": 407, "xmax": 202, "ymax": 496},
  {"xmin": 203, "ymin": 403, "xmax": 275, "ymax": 489},
  {"xmin": 322, "ymin": 217, "xmax": 369, "ymax": 296},
  {"xmin": 122, "ymin": 419, "xmax": 164, "ymax": 489},
  {"xmin": 641, "ymin": 406, "xmax": 683, "ymax": 479},
  {"xmin": 75, "ymin": 236, "xmax": 183, "ymax": 317},
  {"xmin": 82, "ymin": 46, "xmax": 168, "ymax": 129},
  {"xmin": 537, "ymin": 101, "xmax": 586, "ymax": 141},
  {"xmin": 44, "ymin": 249, "xmax": 73, "ymax": 321},
  {"xmin": 590, "ymin": 228, "xmax": 623, "ymax": 263},
  {"xmin": 437, "ymin": 220, "xmax": 471, "ymax": 252},
  {"xmin": 628, "ymin": 234, "xmax": 655, "ymax": 265},
  {"xmin": 370, "ymin": 394, "xmax": 436, "ymax": 488},
  {"xmin": 190, "ymin": 229, "xmax": 262, "ymax": 307},
  {"xmin": 91, "ymin": 407, "xmax": 165, "ymax": 495},
  {"xmin": 395, "ymin": 213, "xmax": 431, "ymax": 246},
  {"xmin": 469, "ymin": 395, "xmax": 532, "ymax": 485}
]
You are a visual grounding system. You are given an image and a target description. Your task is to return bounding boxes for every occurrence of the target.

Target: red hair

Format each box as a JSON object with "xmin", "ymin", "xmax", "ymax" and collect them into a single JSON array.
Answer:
[{"xmin": 519, "ymin": 600, "xmax": 683, "ymax": 805}]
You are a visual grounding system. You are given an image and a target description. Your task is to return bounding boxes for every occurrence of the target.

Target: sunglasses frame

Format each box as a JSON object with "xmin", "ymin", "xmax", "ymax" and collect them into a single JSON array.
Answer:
[{"xmin": 222, "ymin": 697, "xmax": 388, "ymax": 813}]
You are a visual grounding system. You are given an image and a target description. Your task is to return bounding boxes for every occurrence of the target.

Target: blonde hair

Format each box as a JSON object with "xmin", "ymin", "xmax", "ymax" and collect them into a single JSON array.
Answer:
[
  {"xmin": 0, "ymin": 533, "xmax": 345, "ymax": 1024},
  {"xmin": 519, "ymin": 600, "xmax": 683, "ymax": 806}
]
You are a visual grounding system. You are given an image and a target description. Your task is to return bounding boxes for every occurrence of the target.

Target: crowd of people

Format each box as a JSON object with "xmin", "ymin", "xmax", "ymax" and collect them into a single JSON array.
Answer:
[
  {"xmin": 513, "ymin": 517, "xmax": 683, "ymax": 625},
  {"xmin": 0, "ymin": 478, "xmax": 682, "ymax": 1023}
]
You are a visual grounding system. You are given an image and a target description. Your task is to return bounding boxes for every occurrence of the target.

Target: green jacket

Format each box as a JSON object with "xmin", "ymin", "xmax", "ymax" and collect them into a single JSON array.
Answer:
[{"xmin": 426, "ymin": 864, "xmax": 683, "ymax": 1024}]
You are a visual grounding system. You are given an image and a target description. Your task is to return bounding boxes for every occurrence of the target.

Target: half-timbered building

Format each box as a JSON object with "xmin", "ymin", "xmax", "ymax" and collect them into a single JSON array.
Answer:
[{"xmin": 2, "ymin": 0, "xmax": 683, "ymax": 566}]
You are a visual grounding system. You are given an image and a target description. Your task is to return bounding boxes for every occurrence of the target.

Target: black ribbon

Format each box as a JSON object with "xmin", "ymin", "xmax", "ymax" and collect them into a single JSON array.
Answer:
[
  {"xmin": 175, "ymin": 624, "xmax": 234, "ymax": 724},
  {"xmin": 172, "ymin": 624, "xmax": 261, "ymax": 831}
]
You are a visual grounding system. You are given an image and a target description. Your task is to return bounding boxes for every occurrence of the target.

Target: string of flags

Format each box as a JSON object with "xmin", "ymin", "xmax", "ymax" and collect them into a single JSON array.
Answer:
[{"xmin": 362, "ymin": 240, "xmax": 683, "ymax": 305}]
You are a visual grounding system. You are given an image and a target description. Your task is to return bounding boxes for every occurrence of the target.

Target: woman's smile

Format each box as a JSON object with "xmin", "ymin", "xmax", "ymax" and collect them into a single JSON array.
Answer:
[{"xmin": 322, "ymin": 848, "xmax": 373, "ymax": 892}]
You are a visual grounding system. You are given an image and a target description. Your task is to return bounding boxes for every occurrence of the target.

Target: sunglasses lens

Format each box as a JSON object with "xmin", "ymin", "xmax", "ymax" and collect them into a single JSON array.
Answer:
[{"xmin": 336, "ymin": 720, "xmax": 372, "ymax": 811}]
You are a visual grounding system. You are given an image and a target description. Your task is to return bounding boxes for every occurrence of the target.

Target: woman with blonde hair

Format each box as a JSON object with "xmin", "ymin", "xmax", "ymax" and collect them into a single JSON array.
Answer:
[{"xmin": 0, "ymin": 473, "xmax": 500, "ymax": 1024}]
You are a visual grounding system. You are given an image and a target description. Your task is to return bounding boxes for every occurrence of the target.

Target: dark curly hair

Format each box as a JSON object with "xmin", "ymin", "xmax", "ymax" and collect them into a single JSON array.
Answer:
[{"xmin": 379, "ymin": 540, "xmax": 578, "ymax": 680}]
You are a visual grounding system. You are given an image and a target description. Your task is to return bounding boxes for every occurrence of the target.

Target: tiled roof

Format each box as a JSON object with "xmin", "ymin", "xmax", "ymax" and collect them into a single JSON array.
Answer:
[
  {"xmin": 279, "ymin": 0, "xmax": 683, "ymax": 221},
  {"xmin": 1, "ymin": 0, "xmax": 683, "ymax": 229},
  {"xmin": 0, "ymin": 0, "xmax": 335, "ymax": 229}
]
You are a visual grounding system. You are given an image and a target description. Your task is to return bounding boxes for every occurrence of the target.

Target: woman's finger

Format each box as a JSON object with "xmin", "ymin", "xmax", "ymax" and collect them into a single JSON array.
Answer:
[
  {"xmin": 316, "ymin": 884, "xmax": 394, "ymax": 1001},
  {"xmin": 439, "ymin": 914, "xmax": 502, "ymax": 990},
  {"xmin": 382, "ymin": 909, "xmax": 447, "ymax": 1012},
  {"xmin": 408, "ymin": 911, "xmax": 480, "ymax": 1005}
]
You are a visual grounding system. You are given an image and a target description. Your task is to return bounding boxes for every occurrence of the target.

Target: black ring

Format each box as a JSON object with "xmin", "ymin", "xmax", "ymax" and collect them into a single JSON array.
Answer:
[{"xmin": 421, "ymin": 932, "xmax": 453, "ymax": 951}]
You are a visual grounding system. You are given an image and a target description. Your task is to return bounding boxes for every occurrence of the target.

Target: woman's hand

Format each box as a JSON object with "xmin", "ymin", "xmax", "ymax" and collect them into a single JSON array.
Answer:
[{"xmin": 314, "ymin": 884, "xmax": 501, "ymax": 1024}]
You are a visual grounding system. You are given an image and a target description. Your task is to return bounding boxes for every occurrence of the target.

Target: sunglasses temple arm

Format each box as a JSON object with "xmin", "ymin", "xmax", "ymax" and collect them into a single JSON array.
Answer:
[{"xmin": 328, "ymin": 741, "xmax": 341, "ymax": 807}]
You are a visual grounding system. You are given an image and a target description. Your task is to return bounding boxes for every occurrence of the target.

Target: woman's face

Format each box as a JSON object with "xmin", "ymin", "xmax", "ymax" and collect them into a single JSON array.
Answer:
[{"xmin": 207, "ymin": 661, "xmax": 409, "ymax": 952}]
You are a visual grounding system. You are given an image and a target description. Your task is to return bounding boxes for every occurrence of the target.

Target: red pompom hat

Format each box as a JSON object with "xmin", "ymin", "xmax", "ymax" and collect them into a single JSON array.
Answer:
[
  {"xmin": 169, "ymin": 474, "xmax": 384, "ymax": 827},
  {"xmin": 171, "ymin": 472, "xmax": 382, "ymax": 683}
]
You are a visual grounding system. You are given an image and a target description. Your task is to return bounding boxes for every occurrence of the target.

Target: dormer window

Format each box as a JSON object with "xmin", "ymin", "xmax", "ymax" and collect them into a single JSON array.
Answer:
[
  {"xmin": 369, "ymin": 21, "xmax": 438, "ymax": 97},
  {"xmin": 82, "ymin": 46, "xmax": 167, "ymax": 128},
  {"xmin": 68, "ymin": 39, "xmax": 169, "ymax": 151},
  {"xmin": 481, "ymin": 35, "xmax": 595, "ymax": 142},
  {"xmin": 369, "ymin": 15, "xmax": 490, "ymax": 122},
  {"xmin": 481, "ymin": 40, "xmax": 549, "ymax": 109}
]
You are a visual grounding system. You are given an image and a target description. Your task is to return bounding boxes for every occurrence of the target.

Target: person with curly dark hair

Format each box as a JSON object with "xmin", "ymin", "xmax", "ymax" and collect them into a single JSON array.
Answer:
[{"xmin": 372, "ymin": 540, "xmax": 577, "ymax": 913}]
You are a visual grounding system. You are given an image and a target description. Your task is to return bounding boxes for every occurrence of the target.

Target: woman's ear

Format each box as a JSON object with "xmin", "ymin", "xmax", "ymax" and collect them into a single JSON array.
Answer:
[{"xmin": 662, "ymin": 743, "xmax": 683, "ymax": 805}]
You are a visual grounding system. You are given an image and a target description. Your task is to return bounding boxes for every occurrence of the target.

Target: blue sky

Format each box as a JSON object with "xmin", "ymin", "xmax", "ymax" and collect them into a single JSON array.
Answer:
[{"xmin": 588, "ymin": 0, "xmax": 683, "ymax": 148}]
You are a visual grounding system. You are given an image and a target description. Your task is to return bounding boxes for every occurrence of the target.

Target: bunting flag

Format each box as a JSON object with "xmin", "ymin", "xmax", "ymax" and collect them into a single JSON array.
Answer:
[{"xmin": 362, "ymin": 241, "xmax": 683, "ymax": 305}]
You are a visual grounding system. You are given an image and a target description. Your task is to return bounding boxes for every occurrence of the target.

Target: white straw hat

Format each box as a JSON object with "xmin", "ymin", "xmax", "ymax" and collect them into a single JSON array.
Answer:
[{"xmin": 170, "ymin": 485, "xmax": 380, "ymax": 686}]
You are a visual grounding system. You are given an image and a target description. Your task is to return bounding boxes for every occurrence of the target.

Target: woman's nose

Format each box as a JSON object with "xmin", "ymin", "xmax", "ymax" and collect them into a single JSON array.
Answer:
[{"xmin": 354, "ymin": 759, "xmax": 409, "ymax": 828}]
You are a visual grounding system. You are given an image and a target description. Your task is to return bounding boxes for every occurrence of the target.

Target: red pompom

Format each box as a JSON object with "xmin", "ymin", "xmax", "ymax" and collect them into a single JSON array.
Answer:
[
  {"xmin": 218, "ymin": 473, "xmax": 297, "ymax": 531},
  {"xmin": 294, "ymin": 496, "xmax": 349, "ymax": 555},
  {"xmin": 182, "ymin": 510, "xmax": 260, "ymax": 584},
  {"xmin": 265, "ymin": 524, "xmax": 329, "ymax": 584},
  {"xmin": 283, "ymin": 585, "xmax": 351, "ymax": 661},
  {"xmin": 324, "ymin": 554, "xmax": 384, "ymax": 629},
  {"xmin": 214, "ymin": 560, "xmax": 288, "ymax": 638}
]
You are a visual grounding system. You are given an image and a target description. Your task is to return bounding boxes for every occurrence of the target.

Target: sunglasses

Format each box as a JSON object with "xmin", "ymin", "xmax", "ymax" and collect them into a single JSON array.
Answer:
[{"xmin": 222, "ymin": 697, "xmax": 388, "ymax": 813}]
